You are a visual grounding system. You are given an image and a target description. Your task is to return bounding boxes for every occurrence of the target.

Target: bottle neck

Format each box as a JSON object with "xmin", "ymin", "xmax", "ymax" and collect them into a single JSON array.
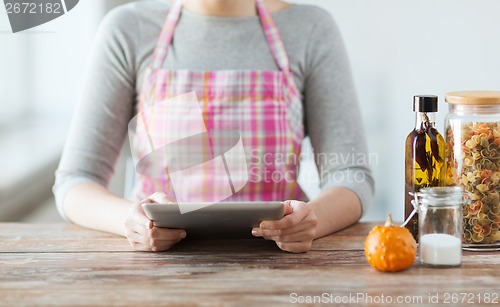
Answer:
[{"xmin": 415, "ymin": 112, "xmax": 436, "ymax": 130}]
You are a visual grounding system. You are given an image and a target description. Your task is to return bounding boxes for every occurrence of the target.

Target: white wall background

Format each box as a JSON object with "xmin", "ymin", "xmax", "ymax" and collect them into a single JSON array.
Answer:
[
  {"xmin": 0, "ymin": 1, "xmax": 133, "ymax": 221},
  {"xmin": 292, "ymin": 0, "xmax": 500, "ymax": 221},
  {"xmin": 0, "ymin": 0, "xmax": 131, "ymax": 122}
]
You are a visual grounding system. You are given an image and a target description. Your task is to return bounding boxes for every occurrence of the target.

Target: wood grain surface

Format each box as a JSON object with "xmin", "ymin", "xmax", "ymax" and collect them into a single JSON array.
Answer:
[{"xmin": 0, "ymin": 223, "xmax": 499, "ymax": 307}]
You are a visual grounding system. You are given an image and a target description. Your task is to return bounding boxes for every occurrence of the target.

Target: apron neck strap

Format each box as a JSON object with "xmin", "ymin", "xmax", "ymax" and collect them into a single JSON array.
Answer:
[
  {"xmin": 254, "ymin": 0, "xmax": 290, "ymax": 73},
  {"xmin": 150, "ymin": 0, "xmax": 291, "ymax": 73},
  {"xmin": 150, "ymin": 0, "xmax": 183, "ymax": 69}
]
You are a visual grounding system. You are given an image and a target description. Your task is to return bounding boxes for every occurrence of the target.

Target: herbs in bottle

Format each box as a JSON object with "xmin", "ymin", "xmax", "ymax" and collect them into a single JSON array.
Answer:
[{"xmin": 405, "ymin": 95, "xmax": 445, "ymax": 241}]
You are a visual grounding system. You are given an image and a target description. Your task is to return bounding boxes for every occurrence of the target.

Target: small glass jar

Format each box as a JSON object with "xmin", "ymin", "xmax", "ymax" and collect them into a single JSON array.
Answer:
[
  {"xmin": 444, "ymin": 91, "xmax": 500, "ymax": 251},
  {"xmin": 417, "ymin": 187, "xmax": 463, "ymax": 267}
]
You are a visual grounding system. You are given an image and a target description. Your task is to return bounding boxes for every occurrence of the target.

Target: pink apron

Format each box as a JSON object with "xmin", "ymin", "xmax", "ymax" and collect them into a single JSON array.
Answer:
[{"xmin": 130, "ymin": 0, "xmax": 306, "ymax": 205}]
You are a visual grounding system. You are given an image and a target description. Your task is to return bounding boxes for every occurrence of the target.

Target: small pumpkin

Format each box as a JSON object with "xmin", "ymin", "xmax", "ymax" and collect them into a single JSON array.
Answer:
[{"xmin": 364, "ymin": 214, "xmax": 417, "ymax": 272}]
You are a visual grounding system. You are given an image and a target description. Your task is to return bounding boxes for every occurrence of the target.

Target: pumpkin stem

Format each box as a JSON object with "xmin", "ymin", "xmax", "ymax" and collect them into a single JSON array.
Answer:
[{"xmin": 385, "ymin": 214, "xmax": 394, "ymax": 227}]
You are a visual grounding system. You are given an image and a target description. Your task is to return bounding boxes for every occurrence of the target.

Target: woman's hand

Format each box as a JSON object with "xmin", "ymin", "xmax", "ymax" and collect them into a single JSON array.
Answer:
[
  {"xmin": 251, "ymin": 200, "xmax": 318, "ymax": 253},
  {"xmin": 124, "ymin": 192, "xmax": 186, "ymax": 252}
]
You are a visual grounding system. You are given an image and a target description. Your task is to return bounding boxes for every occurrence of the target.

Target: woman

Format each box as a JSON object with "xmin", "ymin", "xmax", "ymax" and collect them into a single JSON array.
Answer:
[{"xmin": 54, "ymin": 0, "xmax": 374, "ymax": 253}]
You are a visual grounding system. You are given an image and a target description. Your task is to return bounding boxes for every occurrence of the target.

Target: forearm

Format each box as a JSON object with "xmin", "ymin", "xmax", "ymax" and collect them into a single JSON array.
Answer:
[
  {"xmin": 63, "ymin": 182, "xmax": 132, "ymax": 237},
  {"xmin": 308, "ymin": 186, "xmax": 362, "ymax": 238}
]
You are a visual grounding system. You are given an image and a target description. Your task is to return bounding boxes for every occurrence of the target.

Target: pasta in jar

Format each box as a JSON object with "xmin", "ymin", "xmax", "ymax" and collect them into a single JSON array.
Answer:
[{"xmin": 445, "ymin": 91, "xmax": 500, "ymax": 250}]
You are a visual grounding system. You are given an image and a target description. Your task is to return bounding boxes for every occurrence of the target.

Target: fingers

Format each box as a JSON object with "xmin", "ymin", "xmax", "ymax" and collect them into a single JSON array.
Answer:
[
  {"xmin": 131, "ymin": 236, "xmax": 183, "ymax": 252},
  {"xmin": 129, "ymin": 238, "xmax": 181, "ymax": 252},
  {"xmin": 251, "ymin": 222, "xmax": 304, "ymax": 238},
  {"xmin": 283, "ymin": 200, "xmax": 293, "ymax": 215},
  {"xmin": 124, "ymin": 204, "xmax": 151, "ymax": 238},
  {"xmin": 276, "ymin": 241, "xmax": 312, "ymax": 253},
  {"xmin": 149, "ymin": 227, "xmax": 187, "ymax": 241},
  {"xmin": 251, "ymin": 200, "xmax": 317, "ymax": 253},
  {"xmin": 131, "ymin": 210, "xmax": 153, "ymax": 232},
  {"xmin": 128, "ymin": 191, "xmax": 173, "ymax": 233},
  {"xmin": 260, "ymin": 200, "xmax": 309, "ymax": 231},
  {"xmin": 127, "ymin": 201, "xmax": 152, "ymax": 229},
  {"xmin": 148, "ymin": 192, "xmax": 173, "ymax": 204},
  {"xmin": 274, "ymin": 231, "xmax": 315, "ymax": 243},
  {"xmin": 133, "ymin": 192, "xmax": 173, "ymax": 230},
  {"xmin": 124, "ymin": 192, "xmax": 184, "ymax": 252},
  {"xmin": 125, "ymin": 230, "xmax": 151, "ymax": 246},
  {"xmin": 126, "ymin": 227, "xmax": 187, "ymax": 252},
  {"xmin": 125, "ymin": 218, "xmax": 149, "ymax": 236},
  {"xmin": 125, "ymin": 223, "xmax": 185, "ymax": 242},
  {"xmin": 252, "ymin": 221, "xmax": 316, "ymax": 242}
]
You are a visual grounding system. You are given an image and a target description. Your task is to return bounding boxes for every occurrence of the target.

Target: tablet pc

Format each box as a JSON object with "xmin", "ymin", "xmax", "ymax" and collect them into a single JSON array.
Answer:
[{"xmin": 143, "ymin": 201, "xmax": 284, "ymax": 239}]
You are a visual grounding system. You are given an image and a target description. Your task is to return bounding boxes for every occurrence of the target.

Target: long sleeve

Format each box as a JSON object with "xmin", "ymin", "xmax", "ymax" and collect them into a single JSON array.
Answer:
[
  {"xmin": 302, "ymin": 10, "xmax": 375, "ymax": 216},
  {"xmin": 53, "ymin": 7, "xmax": 139, "ymax": 220}
]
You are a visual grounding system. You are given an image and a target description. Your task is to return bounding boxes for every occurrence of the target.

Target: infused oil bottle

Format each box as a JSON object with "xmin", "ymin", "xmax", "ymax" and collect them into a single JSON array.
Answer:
[{"xmin": 405, "ymin": 95, "xmax": 445, "ymax": 241}]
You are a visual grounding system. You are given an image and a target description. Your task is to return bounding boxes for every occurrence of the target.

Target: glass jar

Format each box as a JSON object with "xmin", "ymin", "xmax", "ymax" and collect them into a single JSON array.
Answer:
[
  {"xmin": 444, "ymin": 91, "xmax": 500, "ymax": 251},
  {"xmin": 417, "ymin": 187, "xmax": 463, "ymax": 267}
]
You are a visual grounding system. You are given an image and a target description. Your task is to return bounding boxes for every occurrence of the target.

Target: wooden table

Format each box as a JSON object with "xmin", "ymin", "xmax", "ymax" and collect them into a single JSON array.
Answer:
[{"xmin": 0, "ymin": 223, "xmax": 499, "ymax": 306}]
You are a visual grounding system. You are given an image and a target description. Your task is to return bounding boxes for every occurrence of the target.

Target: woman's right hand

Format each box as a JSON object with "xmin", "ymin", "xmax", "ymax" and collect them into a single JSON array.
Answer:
[{"xmin": 124, "ymin": 192, "xmax": 186, "ymax": 252}]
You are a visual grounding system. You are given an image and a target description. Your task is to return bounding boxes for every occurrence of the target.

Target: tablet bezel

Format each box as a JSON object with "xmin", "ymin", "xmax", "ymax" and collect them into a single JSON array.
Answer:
[{"xmin": 143, "ymin": 201, "xmax": 284, "ymax": 239}]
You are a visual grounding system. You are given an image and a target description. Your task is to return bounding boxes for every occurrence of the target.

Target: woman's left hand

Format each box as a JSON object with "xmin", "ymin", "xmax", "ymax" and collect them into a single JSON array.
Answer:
[{"xmin": 252, "ymin": 200, "xmax": 318, "ymax": 253}]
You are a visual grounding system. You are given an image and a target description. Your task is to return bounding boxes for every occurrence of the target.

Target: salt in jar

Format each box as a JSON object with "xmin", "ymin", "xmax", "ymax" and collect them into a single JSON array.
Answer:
[{"xmin": 416, "ymin": 187, "xmax": 463, "ymax": 267}]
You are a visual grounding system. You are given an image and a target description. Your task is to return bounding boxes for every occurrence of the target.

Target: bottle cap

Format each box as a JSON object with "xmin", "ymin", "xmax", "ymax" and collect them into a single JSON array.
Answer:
[{"xmin": 413, "ymin": 95, "xmax": 438, "ymax": 112}]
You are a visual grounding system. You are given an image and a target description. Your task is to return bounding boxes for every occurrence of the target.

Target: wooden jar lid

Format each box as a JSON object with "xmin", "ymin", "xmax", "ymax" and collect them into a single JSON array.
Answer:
[{"xmin": 445, "ymin": 91, "xmax": 500, "ymax": 105}]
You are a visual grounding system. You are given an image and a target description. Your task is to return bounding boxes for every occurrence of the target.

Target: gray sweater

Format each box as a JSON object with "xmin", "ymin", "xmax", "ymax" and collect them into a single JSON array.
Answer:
[{"xmin": 54, "ymin": 0, "xmax": 374, "ymax": 219}]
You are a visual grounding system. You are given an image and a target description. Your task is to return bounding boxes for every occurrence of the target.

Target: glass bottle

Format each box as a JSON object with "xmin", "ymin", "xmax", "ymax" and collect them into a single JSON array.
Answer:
[{"xmin": 405, "ymin": 95, "xmax": 446, "ymax": 241}]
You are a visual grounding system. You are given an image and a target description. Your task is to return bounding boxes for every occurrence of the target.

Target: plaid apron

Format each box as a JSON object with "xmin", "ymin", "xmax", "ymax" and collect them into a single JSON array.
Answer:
[{"xmin": 130, "ymin": 0, "xmax": 306, "ymax": 204}]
